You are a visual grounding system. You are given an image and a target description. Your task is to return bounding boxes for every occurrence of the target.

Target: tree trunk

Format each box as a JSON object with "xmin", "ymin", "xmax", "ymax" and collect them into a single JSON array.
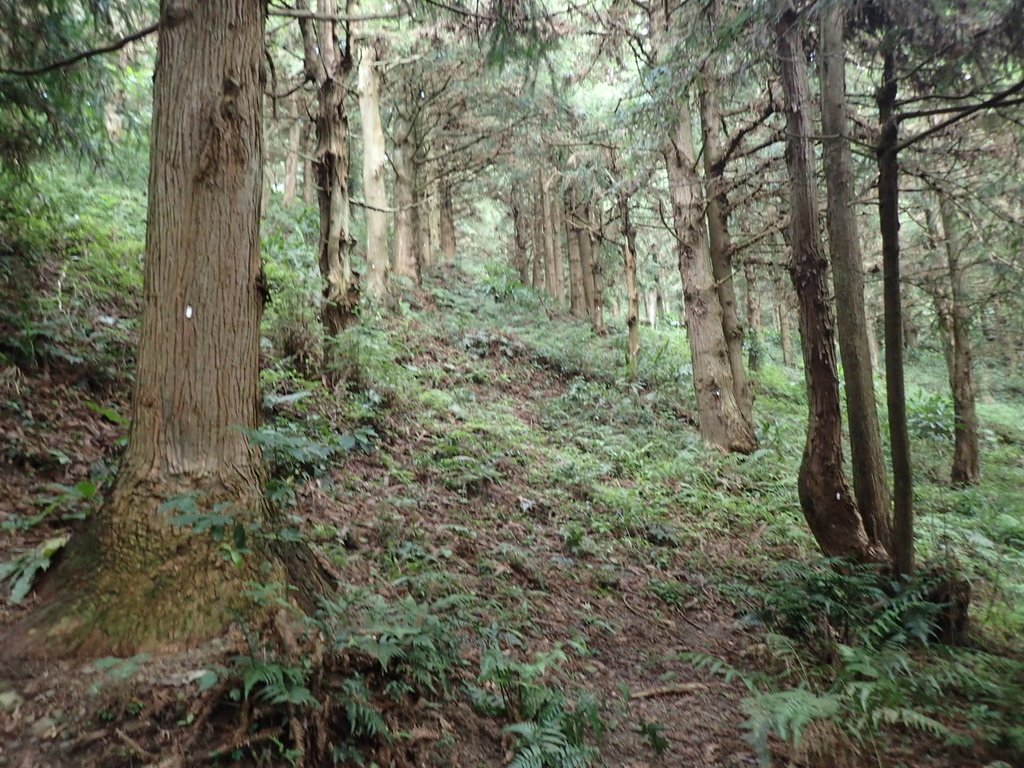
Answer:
[
  {"xmin": 551, "ymin": 186, "xmax": 566, "ymax": 300},
  {"xmin": 587, "ymin": 205, "xmax": 606, "ymax": 333},
  {"xmin": 876, "ymin": 44, "xmax": 914, "ymax": 577},
  {"xmin": 393, "ymin": 113, "xmax": 420, "ymax": 280},
  {"xmin": 820, "ymin": 2, "xmax": 892, "ymax": 554},
  {"xmin": 301, "ymin": 121, "xmax": 315, "ymax": 206},
  {"xmin": 440, "ymin": 178, "xmax": 456, "ymax": 261},
  {"xmin": 699, "ymin": 42, "xmax": 753, "ymax": 425},
  {"xmin": 282, "ymin": 96, "xmax": 302, "ymax": 208},
  {"xmin": 777, "ymin": 3, "xmax": 877, "ymax": 561},
  {"xmin": 778, "ymin": 272, "xmax": 794, "ymax": 367},
  {"xmin": 541, "ymin": 173, "xmax": 557, "ymax": 299},
  {"xmin": 744, "ymin": 262, "xmax": 762, "ymax": 371},
  {"xmin": 564, "ymin": 189, "xmax": 586, "ymax": 317},
  {"xmin": 937, "ymin": 192, "xmax": 980, "ymax": 486},
  {"xmin": 576, "ymin": 194, "xmax": 597, "ymax": 317},
  {"xmin": 619, "ymin": 189, "xmax": 640, "ymax": 373},
  {"xmin": 665, "ymin": 99, "xmax": 756, "ymax": 453},
  {"xmin": 301, "ymin": 0, "xmax": 358, "ymax": 339},
  {"xmin": 511, "ymin": 184, "xmax": 530, "ymax": 284},
  {"xmin": 532, "ymin": 188, "xmax": 544, "ymax": 290},
  {"xmin": 358, "ymin": 38, "xmax": 389, "ymax": 302},
  {"xmin": 11, "ymin": 0, "xmax": 286, "ymax": 657}
]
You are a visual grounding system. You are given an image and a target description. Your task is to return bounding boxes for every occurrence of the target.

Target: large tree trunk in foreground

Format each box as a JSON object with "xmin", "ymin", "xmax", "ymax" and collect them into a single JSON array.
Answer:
[
  {"xmin": 820, "ymin": 2, "xmax": 892, "ymax": 554},
  {"xmin": 665, "ymin": 100, "xmax": 757, "ymax": 454},
  {"xmin": 10, "ymin": 0, "xmax": 284, "ymax": 657},
  {"xmin": 358, "ymin": 38, "xmax": 390, "ymax": 302},
  {"xmin": 937, "ymin": 192, "xmax": 980, "ymax": 486},
  {"xmin": 777, "ymin": 3, "xmax": 879, "ymax": 561},
  {"xmin": 876, "ymin": 44, "xmax": 914, "ymax": 576}
]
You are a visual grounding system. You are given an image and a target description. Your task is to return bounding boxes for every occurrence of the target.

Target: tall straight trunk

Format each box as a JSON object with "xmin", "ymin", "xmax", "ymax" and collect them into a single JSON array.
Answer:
[
  {"xmin": 532, "ymin": 188, "xmax": 544, "ymax": 290},
  {"xmin": 777, "ymin": 3, "xmax": 877, "ymax": 561},
  {"xmin": 300, "ymin": 0, "xmax": 358, "ymax": 339},
  {"xmin": 647, "ymin": 286, "xmax": 660, "ymax": 328},
  {"xmin": 665, "ymin": 99, "xmax": 756, "ymax": 453},
  {"xmin": 876, "ymin": 45, "xmax": 914, "ymax": 577},
  {"xmin": 937, "ymin": 192, "xmax": 980, "ymax": 486},
  {"xmin": 393, "ymin": 114, "xmax": 420, "ymax": 280},
  {"xmin": 282, "ymin": 96, "xmax": 302, "ymax": 207},
  {"xmin": 619, "ymin": 189, "xmax": 640, "ymax": 373},
  {"xmin": 820, "ymin": 2, "xmax": 892, "ymax": 553},
  {"xmin": 428, "ymin": 160, "xmax": 442, "ymax": 266},
  {"xmin": 417, "ymin": 148, "xmax": 433, "ymax": 268},
  {"xmin": 541, "ymin": 173, "xmax": 558, "ymax": 299},
  {"xmin": 440, "ymin": 178, "xmax": 456, "ymax": 261},
  {"xmin": 564, "ymin": 189, "xmax": 586, "ymax": 316},
  {"xmin": 576, "ymin": 193, "xmax": 597, "ymax": 315},
  {"xmin": 357, "ymin": 39, "xmax": 389, "ymax": 301},
  {"xmin": 15, "ymin": 0, "xmax": 286, "ymax": 656},
  {"xmin": 511, "ymin": 184, "xmax": 530, "ymax": 284},
  {"xmin": 586, "ymin": 205, "xmax": 605, "ymax": 333},
  {"xmin": 699, "ymin": 37, "xmax": 753, "ymax": 424},
  {"xmin": 744, "ymin": 262, "xmax": 763, "ymax": 371},
  {"xmin": 551, "ymin": 187, "xmax": 566, "ymax": 300}
]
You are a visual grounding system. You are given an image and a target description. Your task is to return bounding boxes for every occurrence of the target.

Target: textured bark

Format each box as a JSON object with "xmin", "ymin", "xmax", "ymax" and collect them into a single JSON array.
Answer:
[
  {"xmin": 282, "ymin": 96, "xmax": 302, "ymax": 208},
  {"xmin": 551, "ymin": 188, "xmax": 566, "ymax": 301},
  {"xmin": 541, "ymin": 173, "xmax": 559, "ymax": 299},
  {"xmin": 439, "ymin": 178, "xmax": 456, "ymax": 261},
  {"xmin": 937, "ymin": 193, "xmax": 980, "ymax": 486},
  {"xmin": 665, "ymin": 99, "xmax": 756, "ymax": 453},
  {"xmin": 586, "ymin": 205, "xmax": 605, "ymax": 333},
  {"xmin": 393, "ymin": 112, "xmax": 420, "ymax": 281},
  {"xmin": 564, "ymin": 188, "xmax": 586, "ymax": 317},
  {"xmin": 10, "ymin": 0, "xmax": 283, "ymax": 657},
  {"xmin": 511, "ymin": 184, "xmax": 530, "ymax": 284},
  {"xmin": 820, "ymin": 2, "xmax": 892, "ymax": 553},
  {"xmin": 531, "ymin": 189, "xmax": 544, "ymax": 290},
  {"xmin": 576, "ymin": 194, "xmax": 597, "ymax": 317},
  {"xmin": 358, "ymin": 39, "xmax": 390, "ymax": 301},
  {"xmin": 744, "ymin": 262, "xmax": 762, "ymax": 371},
  {"xmin": 619, "ymin": 189, "xmax": 640, "ymax": 373},
  {"xmin": 876, "ymin": 44, "xmax": 914, "ymax": 577},
  {"xmin": 301, "ymin": 121, "xmax": 314, "ymax": 206},
  {"xmin": 777, "ymin": 3, "xmax": 877, "ymax": 561},
  {"xmin": 699, "ymin": 38, "xmax": 753, "ymax": 423},
  {"xmin": 301, "ymin": 0, "xmax": 358, "ymax": 338}
]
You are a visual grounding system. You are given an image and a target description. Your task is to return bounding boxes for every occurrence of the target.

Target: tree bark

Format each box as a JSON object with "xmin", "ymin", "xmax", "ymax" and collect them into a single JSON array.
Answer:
[
  {"xmin": 665, "ymin": 99, "xmax": 756, "ymax": 453},
  {"xmin": 511, "ymin": 183, "xmax": 530, "ymax": 284},
  {"xmin": 937, "ymin": 192, "xmax": 980, "ymax": 486},
  {"xmin": 9, "ymin": 0, "xmax": 288, "ymax": 657},
  {"xmin": 744, "ymin": 262, "xmax": 762, "ymax": 372},
  {"xmin": 820, "ymin": 2, "xmax": 892, "ymax": 553},
  {"xmin": 876, "ymin": 43, "xmax": 914, "ymax": 577},
  {"xmin": 564, "ymin": 188, "xmax": 586, "ymax": 317},
  {"xmin": 777, "ymin": 3, "xmax": 878, "ymax": 561},
  {"xmin": 586, "ymin": 205, "xmax": 606, "ymax": 333},
  {"xmin": 393, "ymin": 111, "xmax": 420, "ymax": 280},
  {"xmin": 301, "ymin": 0, "xmax": 358, "ymax": 339},
  {"xmin": 551, "ymin": 185, "xmax": 566, "ymax": 301},
  {"xmin": 699, "ymin": 32, "xmax": 753, "ymax": 425},
  {"xmin": 619, "ymin": 188, "xmax": 640, "ymax": 373},
  {"xmin": 439, "ymin": 177, "xmax": 456, "ymax": 261},
  {"xmin": 531, "ymin": 187, "xmax": 544, "ymax": 290},
  {"xmin": 357, "ymin": 38, "xmax": 389, "ymax": 302},
  {"xmin": 576, "ymin": 194, "xmax": 597, "ymax": 317}
]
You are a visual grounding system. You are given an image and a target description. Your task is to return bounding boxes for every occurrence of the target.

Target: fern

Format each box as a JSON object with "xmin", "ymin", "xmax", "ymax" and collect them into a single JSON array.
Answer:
[{"xmin": 741, "ymin": 688, "xmax": 841, "ymax": 766}]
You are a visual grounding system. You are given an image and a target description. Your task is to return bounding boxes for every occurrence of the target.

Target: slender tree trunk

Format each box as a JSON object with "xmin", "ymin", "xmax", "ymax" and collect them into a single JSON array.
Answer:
[
  {"xmin": 551, "ymin": 186, "xmax": 566, "ymax": 301},
  {"xmin": 301, "ymin": 0, "xmax": 358, "ymax": 339},
  {"xmin": 618, "ymin": 187, "xmax": 640, "ymax": 372},
  {"xmin": 647, "ymin": 286, "xmax": 660, "ymax": 328},
  {"xmin": 587, "ymin": 205, "xmax": 605, "ymax": 333},
  {"xmin": 301, "ymin": 121, "xmax": 314, "ymax": 206},
  {"xmin": 282, "ymin": 96, "xmax": 302, "ymax": 207},
  {"xmin": 440, "ymin": 178, "xmax": 456, "ymax": 261},
  {"xmin": 417, "ymin": 144, "xmax": 433, "ymax": 268},
  {"xmin": 665, "ymin": 99, "xmax": 756, "ymax": 453},
  {"xmin": 12, "ymin": 0, "xmax": 286, "ymax": 657},
  {"xmin": 542, "ymin": 173, "xmax": 559, "ymax": 299},
  {"xmin": 699, "ymin": 43, "xmax": 753, "ymax": 424},
  {"xmin": 358, "ymin": 38, "xmax": 389, "ymax": 301},
  {"xmin": 744, "ymin": 262, "xmax": 762, "ymax": 371},
  {"xmin": 576, "ymin": 194, "xmax": 597, "ymax": 316},
  {"xmin": 511, "ymin": 184, "xmax": 530, "ymax": 284},
  {"xmin": 820, "ymin": 2, "xmax": 892, "ymax": 553},
  {"xmin": 532, "ymin": 188, "xmax": 544, "ymax": 290},
  {"xmin": 777, "ymin": 3, "xmax": 878, "ymax": 561},
  {"xmin": 393, "ymin": 113, "xmax": 420, "ymax": 281},
  {"xmin": 937, "ymin": 192, "xmax": 980, "ymax": 486},
  {"xmin": 876, "ymin": 44, "xmax": 914, "ymax": 577},
  {"xmin": 564, "ymin": 189, "xmax": 586, "ymax": 317}
]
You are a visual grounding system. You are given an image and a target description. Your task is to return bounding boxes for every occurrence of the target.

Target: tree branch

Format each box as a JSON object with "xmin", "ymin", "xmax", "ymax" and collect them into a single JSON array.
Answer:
[{"xmin": 0, "ymin": 22, "xmax": 159, "ymax": 77}]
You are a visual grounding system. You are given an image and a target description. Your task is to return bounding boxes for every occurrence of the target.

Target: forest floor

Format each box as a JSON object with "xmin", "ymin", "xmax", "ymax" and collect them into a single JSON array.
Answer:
[{"xmin": 1, "ymin": 262, "xmax": 1022, "ymax": 768}]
